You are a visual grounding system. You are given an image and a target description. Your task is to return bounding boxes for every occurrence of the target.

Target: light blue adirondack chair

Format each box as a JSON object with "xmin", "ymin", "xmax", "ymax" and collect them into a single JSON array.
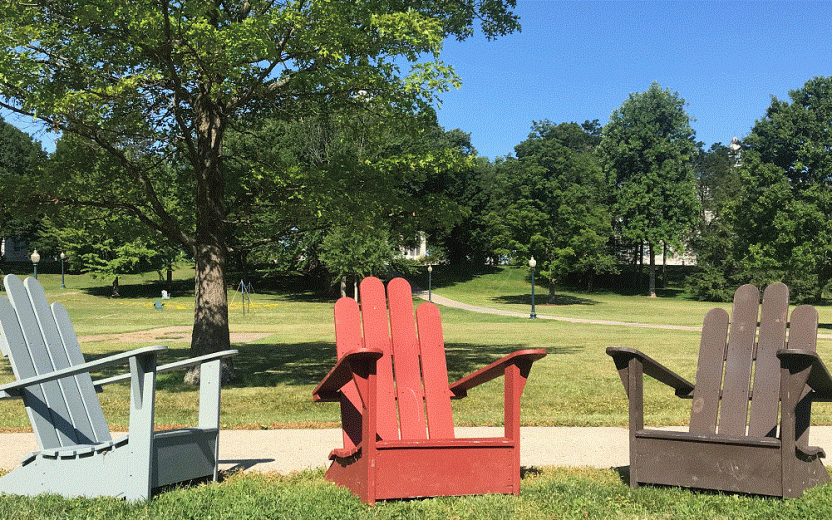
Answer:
[{"xmin": 0, "ymin": 274, "xmax": 237, "ymax": 500}]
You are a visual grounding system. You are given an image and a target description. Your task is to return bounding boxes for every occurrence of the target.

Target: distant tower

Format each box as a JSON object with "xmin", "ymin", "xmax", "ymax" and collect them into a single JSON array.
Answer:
[{"xmin": 728, "ymin": 137, "xmax": 741, "ymax": 166}]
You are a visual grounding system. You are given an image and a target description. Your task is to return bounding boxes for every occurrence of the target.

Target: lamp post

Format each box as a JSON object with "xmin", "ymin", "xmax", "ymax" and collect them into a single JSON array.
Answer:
[
  {"xmin": 60, "ymin": 252, "xmax": 66, "ymax": 288},
  {"xmin": 427, "ymin": 264, "xmax": 433, "ymax": 302},
  {"xmin": 31, "ymin": 250, "xmax": 40, "ymax": 280},
  {"xmin": 528, "ymin": 256, "xmax": 537, "ymax": 319}
]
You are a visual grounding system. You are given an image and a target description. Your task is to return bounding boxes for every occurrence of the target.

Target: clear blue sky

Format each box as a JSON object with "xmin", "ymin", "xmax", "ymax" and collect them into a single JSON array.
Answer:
[{"xmin": 434, "ymin": 0, "xmax": 832, "ymax": 159}]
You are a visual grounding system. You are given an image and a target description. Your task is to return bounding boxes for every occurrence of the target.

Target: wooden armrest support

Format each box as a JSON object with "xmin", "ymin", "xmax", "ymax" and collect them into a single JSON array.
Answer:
[
  {"xmin": 312, "ymin": 347, "xmax": 384, "ymax": 402},
  {"xmin": 449, "ymin": 349, "xmax": 547, "ymax": 399},
  {"xmin": 777, "ymin": 348, "xmax": 832, "ymax": 400},
  {"xmin": 92, "ymin": 349, "xmax": 238, "ymax": 390},
  {"xmin": 0, "ymin": 345, "xmax": 167, "ymax": 398},
  {"xmin": 606, "ymin": 346, "xmax": 695, "ymax": 397}
]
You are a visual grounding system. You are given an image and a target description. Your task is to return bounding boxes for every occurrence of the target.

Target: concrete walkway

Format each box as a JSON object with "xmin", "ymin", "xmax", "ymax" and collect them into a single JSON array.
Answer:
[{"xmin": 1, "ymin": 426, "xmax": 832, "ymax": 474}]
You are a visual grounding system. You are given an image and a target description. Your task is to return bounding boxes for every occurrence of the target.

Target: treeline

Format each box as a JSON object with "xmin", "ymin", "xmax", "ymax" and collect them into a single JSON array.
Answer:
[{"xmin": 4, "ymin": 77, "xmax": 832, "ymax": 302}]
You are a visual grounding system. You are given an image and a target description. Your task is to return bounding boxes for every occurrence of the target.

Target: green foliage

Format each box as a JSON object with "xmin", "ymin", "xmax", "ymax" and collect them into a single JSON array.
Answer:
[
  {"xmin": 223, "ymin": 109, "xmax": 471, "ymax": 281},
  {"xmin": 318, "ymin": 225, "xmax": 399, "ymax": 289},
  {"xmin": 0, "ymin": 116, "xmax": 47, "ymax": 258},
  {"xmin": 599, "ymin": 83, "xmax": 700, "ymax": 294},
  {"xmin": 0, "ymin": 0, "xmax": 520, "ymax": 356},
  {"xmin": 691, "ymin": 77, "xmax": 832, "ymax": 302},
  {"xmin": 482, "ymin": 120, "xmax": 615, "ymax": 290}
]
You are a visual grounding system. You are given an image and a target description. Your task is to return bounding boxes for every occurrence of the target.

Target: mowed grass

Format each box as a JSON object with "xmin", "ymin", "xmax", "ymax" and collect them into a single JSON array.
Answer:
[
  {"xmin": 2, "ymin": 265, "xmax": 832, "ymax": 429},
  {"xmin": 5, "ymin": 267, "xmax": 832, "ymax": 517},
  {"xmin": 2, "ymin": 467, "xmax": 832, "ymax": 519}
]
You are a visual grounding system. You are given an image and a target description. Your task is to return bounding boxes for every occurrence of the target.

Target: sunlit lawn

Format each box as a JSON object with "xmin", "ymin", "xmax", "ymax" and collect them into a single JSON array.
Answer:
[
  {"xmin": 5, "ymin": 266, "xmax": 832, "ymax": 517},
  {"xmin": 3, "ymin": 466, "xmax": 832, "ymax": 520},
  {"xmin": 1, "ymin": 265, "xmax": 832, "ymax": 430}
]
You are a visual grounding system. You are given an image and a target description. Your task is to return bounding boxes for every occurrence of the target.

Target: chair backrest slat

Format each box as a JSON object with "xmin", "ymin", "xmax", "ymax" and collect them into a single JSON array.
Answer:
[
  {"xmin": 25, "ymin": 279, "xmax": 108, "ymax": 445},
  {"xmin": 0, "ymin": 297, "xmax": 61, "ymax": 449},
  {"xmin": 336, "ymin": 277, "xmax": 457, "ymax": 447},
  {"xmin": 717, "ymin": 284, "xmax": 760, "ymax": 435},
  {"xmin": 689, "ymin": 308, "xmax": 729, "ymax": 435},
  {"xmin": 51, "ymin": 302, "xmax": 111, "ymax": 442},
  {"xmin": 387, "ymin": 278, "xmax": 428, "ymax": 440},
  {"xmin": 358, "ymin": 277, "xmax": 399, "ymax": 440},
  {"xmin": 787, "ymin": 304, "xmax": 818, "ymax": 449},
  {"xmin": 416, "ymin": 302, "xmax": 455, "ymax": 439},
  {"xmin": 334, "ymin": 297, "xmax": 367, "ymax": 451},
  {"xmin": 747, "ymin": 282, "xmax": 789, "ymax": 437},
  {"xmin": 3, "ymin": 275, "xmax": 78, "ymax": 448}
]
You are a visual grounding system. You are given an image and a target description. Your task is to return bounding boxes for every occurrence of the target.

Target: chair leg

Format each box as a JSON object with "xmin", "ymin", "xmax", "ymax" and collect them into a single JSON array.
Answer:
[
  {"xmin": 126, "ymin": 352, "xmax": 157, "ymax": 501},
  {"xmin": 198, "ymin": 358, "xmax": 223, "ymax": 482}
]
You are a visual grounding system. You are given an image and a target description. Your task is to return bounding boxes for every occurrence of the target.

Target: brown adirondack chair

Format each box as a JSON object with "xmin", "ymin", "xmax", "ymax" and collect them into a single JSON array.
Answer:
[
  {"xmin": 607, "ymin": 282, "xmax": 832, "ymax": 497},
  {"xmin": 312, "ymin": 276, "xmax": 546, "ymax": 504}
]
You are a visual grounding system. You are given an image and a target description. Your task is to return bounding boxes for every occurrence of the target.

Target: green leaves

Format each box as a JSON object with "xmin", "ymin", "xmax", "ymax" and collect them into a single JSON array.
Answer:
[{"xmin": 599, "ymin": 82, "xmax": 699, "ymax": 252}]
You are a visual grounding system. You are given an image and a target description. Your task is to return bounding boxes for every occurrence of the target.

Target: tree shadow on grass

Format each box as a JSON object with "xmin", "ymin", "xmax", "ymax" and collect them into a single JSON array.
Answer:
[
  {"xmin": 83, "ymin": 279, "xmax": 195, "ymax": 299},
  {"xmin": 81, "ymin": 277, "xmax": 337, "ymax": 304},
  {"xmin": 137, "ymin": 342, "xmax": 583, "ymax": 392},
  {"xmin": 491, "ymin": 294, "xmax": 599, "ymax": 306}
]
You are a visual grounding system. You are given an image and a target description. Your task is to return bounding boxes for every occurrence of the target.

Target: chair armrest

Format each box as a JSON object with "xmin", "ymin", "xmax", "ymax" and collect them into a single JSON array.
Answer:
[
  {"xmin": 92, "ymin": 349, "xmax": 238, "ymax": 390},
  {"xmin": 449, "ymin": 349, "xmax": 547, "ymax": 399},
  {"xmin": 0, "ymin": 345, "xmax": 167, "ymax": 399},
  {"xmin": 312, "ymin": 347, "xmax": 384, "ymax": 402},
  {"xmin": 777, "ymin": 348, "xmax": 832, "ymax": 400},
  {"xmin": 606, "ymin": 346, "xmax": 695, "ymax": 397}
]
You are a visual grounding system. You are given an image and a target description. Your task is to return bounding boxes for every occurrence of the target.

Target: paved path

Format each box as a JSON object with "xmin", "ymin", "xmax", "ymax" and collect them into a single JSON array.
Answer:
[
  {"xmin": 2, "ymin": 426, "xmax": 832, "ymax": 474},
  {"xmin": 414, "ymin": 289, "xmax": 832, "ymax": 339}
]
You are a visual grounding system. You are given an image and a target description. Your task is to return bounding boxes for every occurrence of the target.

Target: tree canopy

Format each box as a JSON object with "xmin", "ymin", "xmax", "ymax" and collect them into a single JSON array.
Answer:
[
  {"xmin": 0, "ymin": 0, "xmax": 520, "ymax": 378},
  {"xmin": 599, "ymin": 82, "xmax": 699, "ymax": 296}
]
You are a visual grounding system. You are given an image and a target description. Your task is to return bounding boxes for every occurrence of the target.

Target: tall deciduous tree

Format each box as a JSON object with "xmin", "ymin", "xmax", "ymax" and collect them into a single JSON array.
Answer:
[
  {"xmin": 0, "ymin": 117, "xmax": 47, "ymax": 257},
  {"xmin": 0, "ymin": 0, "xmax": 519, "ymax": 380},
  {"xmin": 484, "ymin": 120, "xmax": 615, "ymax": 294},
  {"xmin": 728, "ymin": 76, "xmax": 832, "ymax": 301},
  {"xmin": 599, "ymin": 83, "xmax": 699, "ymax": 297}
]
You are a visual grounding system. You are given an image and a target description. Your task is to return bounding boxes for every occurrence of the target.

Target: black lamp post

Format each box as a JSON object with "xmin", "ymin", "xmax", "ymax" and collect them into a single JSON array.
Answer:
[
  {"xmin": 427, "ymin": 264, "xmax": 433, "ymax": 302},
  {"xmin": 60, "ymin": 252, "xmax": 66, "ymax": 288},
  {"xmin": 529, "ymin": 256, "xmax": 537, "ymax": 319},
  {"xmin": 31, "ymin": 250, "xmax": 40, "ymax": 280}
]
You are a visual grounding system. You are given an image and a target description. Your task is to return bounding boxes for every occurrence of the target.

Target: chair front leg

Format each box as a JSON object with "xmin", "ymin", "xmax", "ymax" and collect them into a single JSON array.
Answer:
[
  {"xmin": 198, "ymin": 358, "xmax": 223, "ymax": 482},
  {"xmin": 127, "ymin": 350, "xmax": 158, "ymax": 501},
  {"xmin": 624, "ymin": 356, "xmax": 644, "ymax": 488},
  {"xmin": 779, "ymin": 357, "xmax": 813, "ymax": 498}
]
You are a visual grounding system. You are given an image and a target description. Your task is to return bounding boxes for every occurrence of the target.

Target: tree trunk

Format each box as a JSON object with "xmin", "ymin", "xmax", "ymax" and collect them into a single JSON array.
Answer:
[
  {"xmin": 662, "ymin": 241, "xmax": 667, "ymax": 289},
  {"xmin": 340, "ymin": 277, "xmax": 347, "ymax": 298},
  {"xmin": 548, "ymin": 278, "xmax": 557, "ymax": 304},
  {"xmin": 185, "ymin": 90, "xmax": 234, "ymax": 384},
  {"xmin": 648, "ymin": 242, "xmax": 657, "ymax": 298},
  {"xmin": 354, "ymin": 277, "xmax": 359, "ymax": 301}
]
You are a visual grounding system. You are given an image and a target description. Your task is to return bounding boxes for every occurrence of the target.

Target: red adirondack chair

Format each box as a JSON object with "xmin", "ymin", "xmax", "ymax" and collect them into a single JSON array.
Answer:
[{"xmin": 313, "ymin": 277, "xmax": 546, "ymax": 504}]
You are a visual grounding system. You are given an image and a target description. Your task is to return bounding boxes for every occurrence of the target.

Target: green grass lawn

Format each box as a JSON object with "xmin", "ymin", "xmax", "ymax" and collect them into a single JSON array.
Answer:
[
  {"xmin": 2, "ymin": 468, "xmax": 832, "ymax": 519},
  {"xmin": 4, "ymin": 266, "xmax": 832, "ymax": 516},
  {"xmin": 1, "ymin": 266, "xmax": 832, "ymax": 429}
]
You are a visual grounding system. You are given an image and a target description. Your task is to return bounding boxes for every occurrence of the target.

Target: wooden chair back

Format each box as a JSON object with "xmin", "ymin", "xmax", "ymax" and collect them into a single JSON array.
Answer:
[
  {"xmin": 689, "ymin": 282, "xmax": 818, "ymax": 441},
  {"xmin": 334, "ymin": 277, "xmax": 456, "ymax": 451},
  {"xmin": 0, "ymin": 275, "xmax": 111, "ymax": 450}
]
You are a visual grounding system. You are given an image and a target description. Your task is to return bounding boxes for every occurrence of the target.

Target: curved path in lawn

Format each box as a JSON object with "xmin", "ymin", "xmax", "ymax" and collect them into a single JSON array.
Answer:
[
  {"xmin": 413, "ymin": 288, "xmax": 832, "ymax": 339},
  {"xmin": 412, "ymin": 288, "xmax": 702, "ymax": 332}
]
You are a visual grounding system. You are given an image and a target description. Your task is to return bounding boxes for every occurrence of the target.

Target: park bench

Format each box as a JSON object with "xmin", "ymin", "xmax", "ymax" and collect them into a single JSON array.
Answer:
[
  {"xmin": 313, "ymin": 276, "xmax": 546, "ymax": 504},
  {"xmin": 608, "ymin": 282, "xmax": 831, "ymax": 497},
  {"xmin": 0, "ymin": 274, "xmax": 237, "ymax": 500}
]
